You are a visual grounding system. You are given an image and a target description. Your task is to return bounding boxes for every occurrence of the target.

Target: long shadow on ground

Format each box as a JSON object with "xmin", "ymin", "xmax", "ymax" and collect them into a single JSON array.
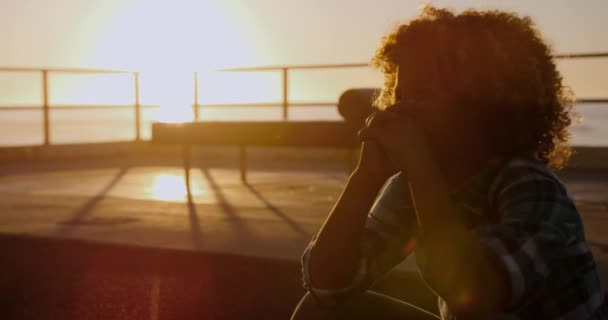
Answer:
[
  {"xmin": 0, "ymin": 234, "xmax": 437, "ymax": 320},
  {"xmin": 55, "ymin": 167, "xmax": 130, "ymax": 235}
]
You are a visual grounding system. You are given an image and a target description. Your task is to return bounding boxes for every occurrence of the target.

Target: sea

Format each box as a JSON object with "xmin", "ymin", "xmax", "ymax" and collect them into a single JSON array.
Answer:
[
  {"xmin": 1, "ymin": 59, "xmax": 606, "ymax": 147},
  {"xmin": 0, "ymin": 103, "xmax": 606, "ymax": 147}
]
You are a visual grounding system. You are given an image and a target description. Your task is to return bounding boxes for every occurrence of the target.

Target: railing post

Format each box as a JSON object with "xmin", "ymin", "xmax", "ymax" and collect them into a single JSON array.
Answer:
[
  {"xmin": 282, "ymin": 68, "xmax": 289, "ymax": 120},
  {"xmin": 194, "ymin": 72, "xmax": 199, "ymax": 121},
  {"xmin": 134, "ymin": 72, "xmax": 141, "ymax": 141},
  {"xmin": 42, "ymin": 70, "xmax": 50, "ymax": 145}
]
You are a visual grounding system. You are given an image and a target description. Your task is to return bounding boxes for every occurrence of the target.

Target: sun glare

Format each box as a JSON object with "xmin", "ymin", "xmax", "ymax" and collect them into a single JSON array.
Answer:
[
  {"xmin": 93, "ymin": 1, "xmax": 262, "ymax": 71},
  {"xmin": 86, "ymin": 0, "xmax": 279, "ymax": 124},
  {"xmin": 145, "ymin": 71, "xmax": 196, "ymax": 123},
  {"xmin": 149, "ymin": 70, "xmax": 283, "ymax": 123},
  {"xmin": 150, "ymin": 173, "xmax": 189, "ymax": 201},
  {"xmin": 86, "ymin": 1, "xmax": 288, "ymax": 123}
]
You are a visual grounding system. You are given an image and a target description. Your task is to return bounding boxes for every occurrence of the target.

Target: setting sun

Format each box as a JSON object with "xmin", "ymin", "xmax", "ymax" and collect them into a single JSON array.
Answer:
[
  {"xmin": 145, "ymin": 71, "xmax": 196, "ymax": 123},
  {"xmin": 91, "ymin": 0, "xmax": 262, "ymax": 71},
  {"xmin": 148, "ymin": 70, "xmax": 284, "ymax": 123}
]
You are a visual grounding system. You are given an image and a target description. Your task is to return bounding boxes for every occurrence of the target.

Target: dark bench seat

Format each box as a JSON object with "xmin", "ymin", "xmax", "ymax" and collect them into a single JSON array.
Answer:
[{"xmin": 151, "ymin": 121, "xmax": 360, "ymax": 187}]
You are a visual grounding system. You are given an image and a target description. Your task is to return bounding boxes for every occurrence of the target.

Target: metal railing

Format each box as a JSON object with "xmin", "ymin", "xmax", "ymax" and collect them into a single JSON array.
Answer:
[
  {"xmin": 0, "ymin": 67, "xmax": 141, "ymax": 145},
  {"xmin": 1, "ymin": 52, "xmax": 607, "ymax": 146}
]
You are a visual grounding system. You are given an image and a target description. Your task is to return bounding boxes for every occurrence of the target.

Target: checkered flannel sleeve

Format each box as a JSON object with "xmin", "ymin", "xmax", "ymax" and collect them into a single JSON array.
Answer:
[
  {"xmin": 301, "ymin": 173, "xmax": 418, "ymax": 304},
  {"xmin": 475, "ymin": 163, "xmax": 596, "ymax": 313}
]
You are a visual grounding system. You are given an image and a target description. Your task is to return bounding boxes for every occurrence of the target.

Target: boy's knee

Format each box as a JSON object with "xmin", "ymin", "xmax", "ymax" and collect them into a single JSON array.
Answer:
[
  {"xmin": 290, "ymin": 292, "xmax": 331, "ymax": 320},
  {"xmin": 291, "ymin": 292, "xmax": 372, "ymax": 320}
]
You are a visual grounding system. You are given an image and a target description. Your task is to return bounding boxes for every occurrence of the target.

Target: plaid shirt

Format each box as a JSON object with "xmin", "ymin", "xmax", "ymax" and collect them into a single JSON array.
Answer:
[{"xmin": 302, "ymin": 156, "xmax": 607, "ymax": 319}]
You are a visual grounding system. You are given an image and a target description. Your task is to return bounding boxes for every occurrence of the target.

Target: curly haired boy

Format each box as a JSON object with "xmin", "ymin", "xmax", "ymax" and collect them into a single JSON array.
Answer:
[{"xmin": 292, "ymin": 6, "xmax": 606, "ymax": 319}]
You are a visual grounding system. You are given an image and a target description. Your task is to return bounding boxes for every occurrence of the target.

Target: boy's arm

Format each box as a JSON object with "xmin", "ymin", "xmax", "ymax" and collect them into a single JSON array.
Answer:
[
  {"xmin": 302, "ymin": 172, "xmax": 418, "ymax": 303},
  {"xmin": 474, "ymin": 161, "xmax": 587, "ymax": 316},
  {"xmin": 307, "ymin": 136, "xmax": 404, "ymax": 294},
  {"xmin": 308, "ymin": 168, "xmax": 387, "ymax": 290},
  {"xmin": 399, "ymin": 144, "xmax": 509, "ymax": 317},
  {"xmin": 361, "ymin": 172, "xmax": 418, "ymax": 277}
]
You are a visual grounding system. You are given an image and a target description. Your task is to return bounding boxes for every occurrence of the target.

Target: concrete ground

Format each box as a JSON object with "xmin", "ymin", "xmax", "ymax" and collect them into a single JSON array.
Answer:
[{"xmin": 0, "ymin": 152, "xmax": 606, "ymax": 319}]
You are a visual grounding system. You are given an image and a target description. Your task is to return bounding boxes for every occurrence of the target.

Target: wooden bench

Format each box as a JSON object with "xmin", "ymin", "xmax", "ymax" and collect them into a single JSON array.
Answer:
[
  {"xmin": 151, "ymin": 121, "xmax": 361, "ymax": 188},
  {"xmin": 151, "ymin": 88, "xmax": 377, "ymax": 190}
]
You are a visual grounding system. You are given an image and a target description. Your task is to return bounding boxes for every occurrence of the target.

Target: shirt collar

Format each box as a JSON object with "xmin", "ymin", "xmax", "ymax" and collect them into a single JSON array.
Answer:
[{"xmin": 449, "ymin": 156, "xmax": 506, "ymax": 205}]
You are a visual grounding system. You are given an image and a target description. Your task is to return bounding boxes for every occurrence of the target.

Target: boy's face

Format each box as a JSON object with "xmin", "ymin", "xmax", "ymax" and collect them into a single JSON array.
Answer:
[{"xmin": 395, "ymin": 53, "xmax": 460, "ymax": 154}]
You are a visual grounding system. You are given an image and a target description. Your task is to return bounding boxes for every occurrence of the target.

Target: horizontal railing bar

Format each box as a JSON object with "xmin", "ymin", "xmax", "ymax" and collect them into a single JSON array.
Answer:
[
  {"xmin": 218, "ymin": 63, "xmax": 369, "ymax": 72},
  {"xmin": 216, "ymin": 52, "xmax": 608, "ymax": 72},
  {"xmin": 50, "ymin": 105, "xmax": 157, "ymax": 110},
  {"xmin": 0, "ymin": 105, "xmax": 159, "ymax": 111},
  {"xmin": 196, "ymin": 102, "xmax": 337, "ymax": 107},
  {"xmin": 554, "ymin": 52, "xmax": 608, "ymax": 59},
  {"xmin": 0, "ymin": 106, "xmax": 41, "ymax": 111},
  {"xmin": 0, "ymin": 67, "xmax": 134, "ymax": 74},
  {"xmin": 1, "ymin": 52, "xmax": 606, "ymax": 75},
  {"xmin": 578, "ymin": 99, "xmax": 608, "ymax": 104},
  {"xmin": 0, "ymin": 102, "xmax": 338, "ymax": 111},
  {"xmin": 0, "ymin": 99, "xmax": 605, "ymax": 112}
]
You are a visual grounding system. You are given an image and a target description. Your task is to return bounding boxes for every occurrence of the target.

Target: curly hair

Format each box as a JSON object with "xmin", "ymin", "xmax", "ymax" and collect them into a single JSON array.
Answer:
[{"xmin": 371, "ymin": 5, "xmax": 575, "ymax": 169}]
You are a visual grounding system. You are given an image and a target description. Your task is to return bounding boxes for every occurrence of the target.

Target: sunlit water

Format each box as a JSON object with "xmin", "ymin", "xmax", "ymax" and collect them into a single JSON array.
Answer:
[{"xmin": 0, "ymin": 104, "xmax": 606, "ymax": 146}]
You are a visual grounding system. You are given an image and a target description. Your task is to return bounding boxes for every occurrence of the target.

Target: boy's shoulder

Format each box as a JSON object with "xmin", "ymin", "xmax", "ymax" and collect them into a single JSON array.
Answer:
[{"xmin": 489, "ymin": 155, "xmax": 568, "ymax": 201}]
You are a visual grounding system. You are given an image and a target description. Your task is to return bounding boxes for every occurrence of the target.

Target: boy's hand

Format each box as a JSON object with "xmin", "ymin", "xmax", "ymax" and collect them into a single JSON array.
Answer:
[
  {"xmin": 358, "ymin": 104, "xmax": 429, "ymax": 173},
  {"xmin": 354, "ymin": 111, "xmax": 399, "ymax": 181}
]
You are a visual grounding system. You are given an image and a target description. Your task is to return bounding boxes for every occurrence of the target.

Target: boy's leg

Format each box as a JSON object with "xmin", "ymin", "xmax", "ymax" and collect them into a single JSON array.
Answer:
[{"xmin": 291, "ymin": 291, "xmax": 440, "ymax": 320}]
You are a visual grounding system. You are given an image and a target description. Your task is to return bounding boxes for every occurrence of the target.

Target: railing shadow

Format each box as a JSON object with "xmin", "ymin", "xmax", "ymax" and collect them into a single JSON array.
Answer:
[
  {"xmin": 186, "ymin": 190, "xmax": 204, "ymax": 250},
  {"xmin": 244, "ymin": 183, "xmax": 309, "ymax": 239},
  {"xmin": 55, "ymin": 167, "xmax": 129, "ymax": 235},
  {"xmin": 200, "ymin": 167, "xmax": 252, "ymax": 240}
]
